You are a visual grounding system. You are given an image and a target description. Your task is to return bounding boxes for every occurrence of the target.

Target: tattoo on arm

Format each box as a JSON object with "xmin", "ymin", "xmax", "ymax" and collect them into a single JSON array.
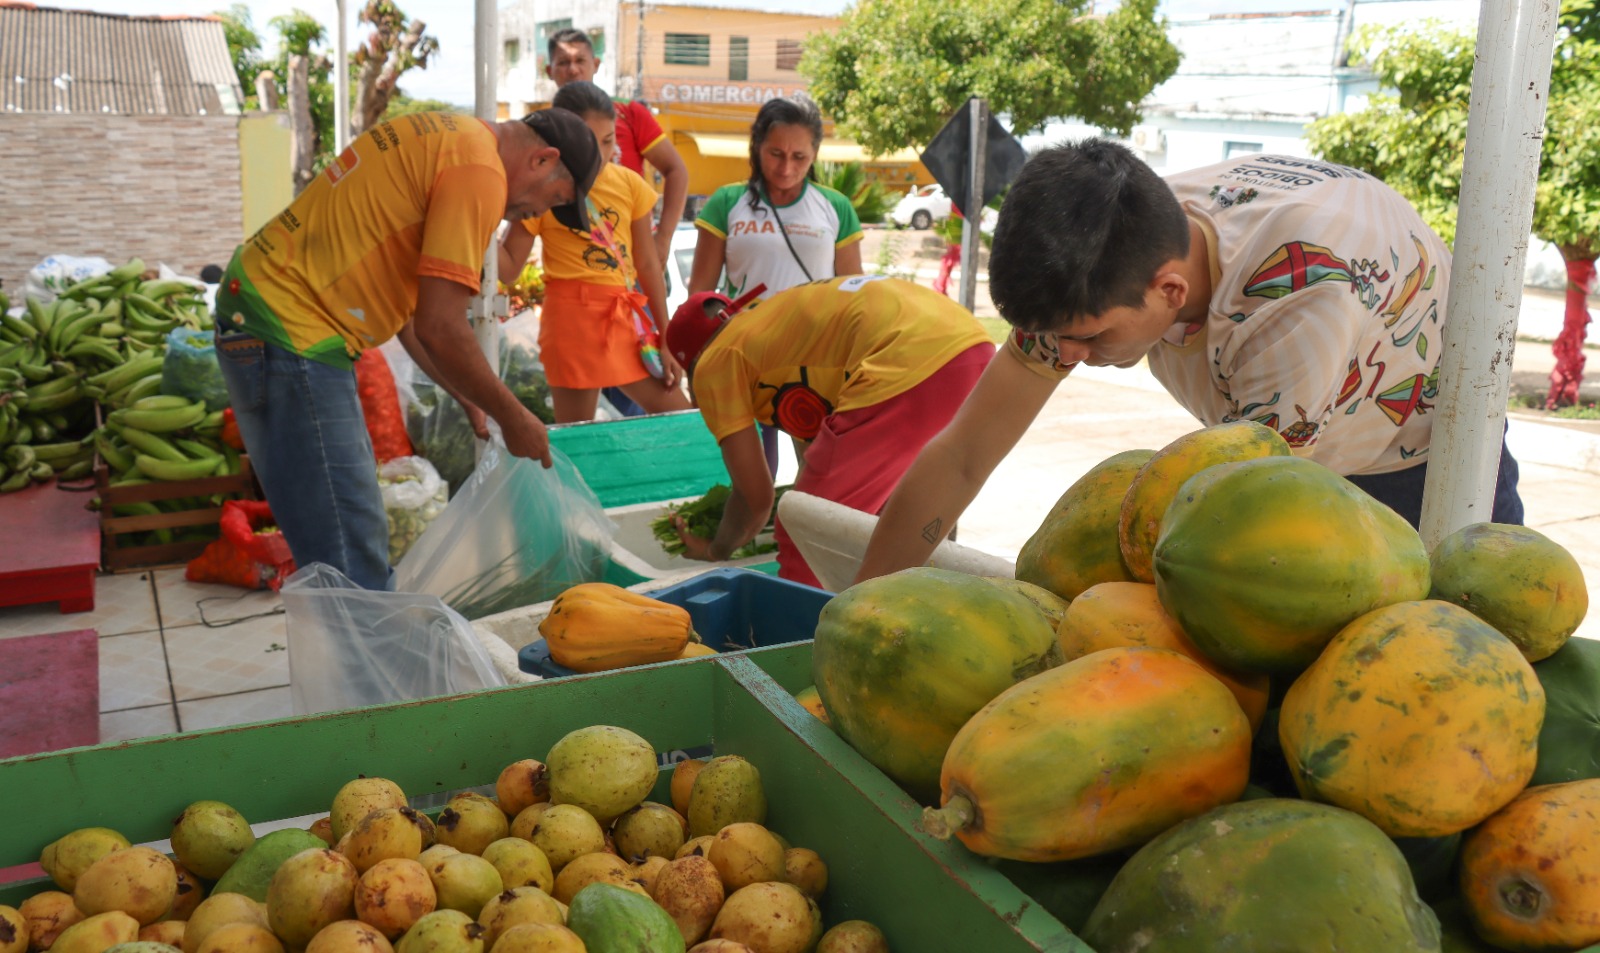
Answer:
[{"xmin": 920, "ymin": 518, "xmax": 943, "ymax": 545}]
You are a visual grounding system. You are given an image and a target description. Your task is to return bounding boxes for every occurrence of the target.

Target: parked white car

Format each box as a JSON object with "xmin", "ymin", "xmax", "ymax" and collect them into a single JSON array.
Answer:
[
  {"xmin": 664, "ymin": 221, "xmax": 704, "ymax": 318},
  {"xmin": 888, "ymin": 184, "xmax": 999, "ymax": 234},
  {"xmin": 889, "ymin": 184, "xmax": 953, "ymax": 229}
]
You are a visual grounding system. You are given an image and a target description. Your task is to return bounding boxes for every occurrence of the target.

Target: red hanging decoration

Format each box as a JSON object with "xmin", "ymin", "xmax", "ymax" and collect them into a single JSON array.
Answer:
[{"xmin": 1547, "ymin": 255, "xmax": 1597, "ymax": 409}]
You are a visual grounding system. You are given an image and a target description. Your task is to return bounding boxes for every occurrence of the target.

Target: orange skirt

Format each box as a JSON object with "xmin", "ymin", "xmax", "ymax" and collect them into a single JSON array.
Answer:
[{"xmin": 537, "ymin": 279, "xmax": 654, "ymax": 389}]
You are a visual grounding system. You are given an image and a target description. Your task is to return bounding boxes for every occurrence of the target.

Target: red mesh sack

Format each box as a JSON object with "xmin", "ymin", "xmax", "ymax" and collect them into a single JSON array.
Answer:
[
  {"xmin": 185, "ymin": 500, "xmax": 297, "ymax": 591},
  {"xmin": 355, "ymin": 348, "xmax": 414, "ymax": 462}
]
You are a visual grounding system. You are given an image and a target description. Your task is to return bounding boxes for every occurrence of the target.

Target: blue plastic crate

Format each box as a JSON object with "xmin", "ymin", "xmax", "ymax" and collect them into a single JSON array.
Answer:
[{"xmin": 518, "ymin": 567, "xmax": 831, "ymax": 678}]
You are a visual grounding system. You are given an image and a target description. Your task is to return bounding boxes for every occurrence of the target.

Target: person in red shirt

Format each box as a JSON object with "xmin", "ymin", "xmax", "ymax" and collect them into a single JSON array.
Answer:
[{"xmin": 545, "ymin": 28, "xmax": 687, "ymax": 266}]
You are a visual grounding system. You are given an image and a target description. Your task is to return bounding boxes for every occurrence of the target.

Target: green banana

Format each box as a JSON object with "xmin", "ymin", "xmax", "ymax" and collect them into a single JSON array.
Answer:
[
  {"xmin": 88, "ymin": 353, "xmax": 163, "ymax": 389},
  {"xmin": 112, "ymin": 375, "xmax": 165, "ymax": 407},
  {"xmin": 57, "ymin": 459, "xmax": 93, "ymax": 481},
  {"xmin": 25, "ymin": 375, "xmax": 82, "ymax": 399},
  {"xmin": 221, "ymin": 443, "xmax": 242, "ymax": 475},
  {"xmin": 135, "ymin": 279, "xmax": 199, "ymax": 300},
  {"xmin": 94, "ymin": 430, "xmax": 135, "ymax": 472},
  {"xmin": 28, "ymin": 461, "xmax": 53, "ymax": 482},
  {"xmin": 0, "ymin": 366, "xmax": 21, "ymax": 386},
  {"xmin": 20, "ymin": 386, "xmax": 85, "ymax": 414},
  {"xmin": 31, "ymin": 439, "xmax": 91, "ymax": 463},
  {"xmin": 23, "ymin": 297, "xmax": 55, "ymax": 336},
  {"xmin": 126, "ymin": 329, "xmax": 170, "ymax": 345},
  {"xmin": 43, "ymin": 410, "xmax": 70, "ymax": 431},
  {"xmin": 55, "ymin": 311, "xmax": 113, "ymax": 354},
  {"xmin": 105, "ymin": 258, "xmax": 147, "ymax": 284},
  {"xmin": 0, "ymin": 288, "xmax": 9, "ymax": 312},
  {"xmin": 0, "ymin": 470, "xmax": 30, "ymax": 492},
  {"xmin": 113, "ymin": 425, "xmax": 187, "ymax": 463},
  {"xmin": 26, "ymin": 417, "xmax": 56, "ymax": 442},
  {"xmin": 12, "ymin": 421, "xmax": 32, "ymax": 444},
  {"xmin": 5, "ymin": 444, "xmax": 36, "ymax": 470},
  {"xmin": 109, "ymin": 401, "xmax": 205, "ymax": 433},
  {"xmin": 17, "ymin": 360, "xmax": 52, "ymax": 384},
  {"xmin": 0, "ymin": 347, "xmax": 25, "ymax": 371},
  {"xmin": 133, "ymin": 452, "xmax": 222, "ymax": 481},
  {"xmin": 64, "ymin": 339, "xmax": 124, "ymax": 367},
  {"xmin": 130, "ymin": 394, "xmax": 194, "ymax": 412},
  {"xmin": 96, "ymin": 321, "xmax": 127, "ymax": 338},
  {"xmin": 2, "ymin": 313, "xmax": 39, "ymax": 342},
  {"xmin": 174, "ymin": 437, "xmax": 222, "ymax": 461}
]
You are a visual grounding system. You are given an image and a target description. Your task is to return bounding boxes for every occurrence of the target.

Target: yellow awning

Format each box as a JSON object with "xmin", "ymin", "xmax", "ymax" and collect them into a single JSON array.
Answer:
[{"xmin": 683, "ymin": 132, "xmax": 921, "ymax": 165}]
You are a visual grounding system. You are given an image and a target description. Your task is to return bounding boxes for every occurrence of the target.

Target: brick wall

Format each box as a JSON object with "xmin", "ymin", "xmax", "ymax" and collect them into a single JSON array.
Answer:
[{"xmin": 0, "ymin": 114, "xmax": 244, "ymax": 292}]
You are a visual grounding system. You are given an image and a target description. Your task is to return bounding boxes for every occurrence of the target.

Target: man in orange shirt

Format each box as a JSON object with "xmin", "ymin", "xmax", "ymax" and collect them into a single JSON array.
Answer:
[{"xmin": 213, "ymin": 109, "xmax": 601, "ymax": 589}]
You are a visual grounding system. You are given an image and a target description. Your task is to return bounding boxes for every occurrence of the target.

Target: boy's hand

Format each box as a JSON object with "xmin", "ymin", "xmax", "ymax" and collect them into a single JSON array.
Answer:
[{"xmin": 661, "ymin": 351, "xmax": 686, "ymax": 391}]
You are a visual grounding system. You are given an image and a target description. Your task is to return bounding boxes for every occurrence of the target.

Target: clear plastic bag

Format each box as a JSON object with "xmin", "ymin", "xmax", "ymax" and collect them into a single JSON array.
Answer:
[
  {"xmin": 378, "ymin": 456, "xmax": 448, "ymax": 564},
  {"xmin": 280, "ymin": 562, "xmax": 507, "ymax": 716},
  {"xmin": 161, "ymin": 327, "xmax": 230, "ymax": 410},
  {"xmin": 393, "ymin": 440, "xmax": 614, "ymax": 620},
  {"xmin": 384, "ymin": 315, "xmax": 556, "ymax": 496}
]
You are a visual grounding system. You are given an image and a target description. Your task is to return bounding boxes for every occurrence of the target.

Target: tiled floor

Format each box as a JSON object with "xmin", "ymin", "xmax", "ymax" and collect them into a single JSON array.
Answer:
[{"xmin": 0, "ymin": 569, "xmax": 291, "ymax": 745}]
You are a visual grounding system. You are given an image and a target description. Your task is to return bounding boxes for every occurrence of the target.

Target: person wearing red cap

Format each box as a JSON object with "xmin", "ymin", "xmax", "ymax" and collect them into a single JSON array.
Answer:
[
  {"xmin": 665, "ymin": 275, "xmax": 994, "ymax": 587},
  {"xmin": 213, "ymin": 108, "xmax": 602, "ymax": 590}
]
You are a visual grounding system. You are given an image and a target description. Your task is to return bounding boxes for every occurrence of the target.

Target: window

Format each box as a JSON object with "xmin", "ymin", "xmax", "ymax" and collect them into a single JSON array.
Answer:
[
  {"xmin": 503, "ymin": 39, "xmax": 520, "ymax": 67},
  {"xmin": 1224, "ymin": 140, "xmax": 1263, "ymax": 159},
  {"xmin": 729, "ymin": 36, "xmax": 748, "ymax": 81},
  {"xmin": 588, "ymin": 28, "xmax": 606, "ymax": 59},
  {"xmin": 664, "ymin": 33, "xmax": 711, "ymax": 66},
  {"xmin": 776, "ymin": 38, "xmax": 803, "ymax": 71}
]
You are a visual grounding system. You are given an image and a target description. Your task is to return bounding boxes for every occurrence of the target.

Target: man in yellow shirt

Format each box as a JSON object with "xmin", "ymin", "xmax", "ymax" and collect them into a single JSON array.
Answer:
[
  {"xmin": 665, "ymin": 274, "xmax": 994, "ymax": 587},
  {"xmin": 213, "ymin": 109, "xmax": 601, "ymax": 589}
]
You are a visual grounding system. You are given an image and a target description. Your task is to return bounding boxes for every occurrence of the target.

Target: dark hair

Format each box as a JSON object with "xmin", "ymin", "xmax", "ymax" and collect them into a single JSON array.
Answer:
[
  {"xmin": 547, "ymin": 27, "xmax": 594, "ymax": 62},
  {"xmin": 989, "ymin": 138, "xmax": 1190, "ymax": 332},
  {"xmin": 551, "ymin": 81, "xmax": 612, "ymax": 120},
  {"xmin": 745, "ymin": 96, "xmax": 823, "ymax": 212}
]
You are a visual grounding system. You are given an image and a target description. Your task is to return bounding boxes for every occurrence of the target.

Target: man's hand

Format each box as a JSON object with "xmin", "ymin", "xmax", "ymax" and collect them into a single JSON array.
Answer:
[
  {"xmin": 462, "ymin": 400, "xmax": 490, "ymax": 440},
  {"xmin": 671, "ymin": 516, "xmax": 717, "ymax": 561},
  {"xmin": 495, "ymin": 404, "xmax": 552, "ymax": 468}
]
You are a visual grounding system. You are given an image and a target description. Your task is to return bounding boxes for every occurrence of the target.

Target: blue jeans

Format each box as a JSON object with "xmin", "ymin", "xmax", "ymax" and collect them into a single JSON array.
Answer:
[
  {"xmin": 1345, "ymin": 428, "xmax": 1525, "ymax": 529},
  {"xmin": 214, "ymin": 331, "xmax": 392, "ymax": 590}
]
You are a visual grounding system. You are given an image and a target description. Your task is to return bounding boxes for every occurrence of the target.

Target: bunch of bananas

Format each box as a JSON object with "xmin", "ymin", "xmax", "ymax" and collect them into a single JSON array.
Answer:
[
  {"xmin": 97, "ymin": 395, "xmax": 240, "ymax": 486},
  {"xmin": 0, "ymin": 258, "xmax": 217, "ymax": 492}
]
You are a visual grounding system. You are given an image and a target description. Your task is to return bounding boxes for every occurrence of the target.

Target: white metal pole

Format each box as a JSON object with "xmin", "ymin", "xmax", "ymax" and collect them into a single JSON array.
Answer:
[
  {"xmin": 471, "ymin": 0, "xmax": 504, "ymax": 402},
  {"xmin": 333, "ymin": 0, "xmax": 349, "ymax": 152},
  {"xmin": 1418, "ymin": 0, "xmax": 1559, "ymax": 548},
  {"xmin": 959, "ymin": 98, "xmax": 987, "ymax": 313}
]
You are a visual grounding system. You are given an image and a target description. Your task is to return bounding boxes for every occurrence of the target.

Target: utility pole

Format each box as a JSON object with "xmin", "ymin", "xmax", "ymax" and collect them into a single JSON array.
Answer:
[
  {"xmin": 634, "ymin": 0, "xmax": 646, "ymax": 98},
  {"xmin": 333, "ymin": 0, "xmax": 349, "ymax": 151},
  {"xmin": 958, "ymin": 98, "xmax": 988, "ymax": 314}
]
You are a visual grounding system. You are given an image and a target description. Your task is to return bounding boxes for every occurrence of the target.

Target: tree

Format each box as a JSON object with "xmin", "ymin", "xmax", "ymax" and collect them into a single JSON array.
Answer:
[
  {"xmin": 800, "ymin": 0, "xmax": 1180, "ymax": 157},
  {"xmin": 383, "ymin": 94, "xmax": 466, "ymax": 121},
  {"xmin": 1306, "ymin": 3, "xmax": 1600, "ymax": 406},
  {"xmin": 268, "ymin": 10, "xmax": 333, "ymax": 190},
  {"xmin": 816, "ymin": 162, "xmax": 894, "ymax": 225},
  {"xmin": 215, "ymin": 4, "xmax": 264, "ymax": 107},
  {"xmin": 350, "ymin": 0, "xmax": 440, "ymax": 137}
]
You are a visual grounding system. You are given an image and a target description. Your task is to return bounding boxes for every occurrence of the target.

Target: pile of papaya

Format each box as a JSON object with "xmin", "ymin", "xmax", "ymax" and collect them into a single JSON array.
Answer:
[
  {"xmin": 2, "ymin": 726, "xmax": 887, "ymax": 953},
  {"xmin": 808, "ymin": 421, "xmax": 1599, "ymax": 952}
]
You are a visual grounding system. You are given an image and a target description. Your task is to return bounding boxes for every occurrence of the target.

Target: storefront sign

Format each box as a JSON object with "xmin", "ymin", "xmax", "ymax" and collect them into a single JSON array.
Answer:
[{"xmin": 645, "ymin": 79, "xmax": 809, "ymax": 105}]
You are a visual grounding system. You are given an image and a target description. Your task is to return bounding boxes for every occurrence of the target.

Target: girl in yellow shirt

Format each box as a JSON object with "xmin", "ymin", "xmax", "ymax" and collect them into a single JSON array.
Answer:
[{"xmin": 500, "ymin": 83, "xmax": 689, "ymax": 421}]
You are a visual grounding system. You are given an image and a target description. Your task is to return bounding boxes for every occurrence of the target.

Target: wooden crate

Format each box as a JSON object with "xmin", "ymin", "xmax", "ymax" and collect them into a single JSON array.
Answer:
[{"xmin": 96, "ymin": 457, "xmax": 259, "ymax": 571}]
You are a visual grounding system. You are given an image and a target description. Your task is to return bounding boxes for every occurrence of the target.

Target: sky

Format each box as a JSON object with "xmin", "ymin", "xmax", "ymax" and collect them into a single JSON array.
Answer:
[{"xmin": 49, "ymin": 0, "xmax": 1450, "ymax": 106}]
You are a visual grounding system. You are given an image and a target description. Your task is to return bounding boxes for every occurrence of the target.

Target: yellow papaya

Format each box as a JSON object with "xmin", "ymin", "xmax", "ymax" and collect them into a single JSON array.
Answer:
[
  {"xmin": 922, "ymin": 646, "xmax": 1252, "ymax": 862},
  {"xmin": 1016, "ymin": 449, "xmax": 1153, "ymax": 601},
  {"xmin": 1280, "ymin": 600, "xmax": 1544, "ymax": 837},
  {"xmin": 1057, "ymin": 581, "xmax": 1269, "ymax": 732},
  {"xmin": 1119, "ymin": 421, "xmax": 1290, "ymax": 583},
  {"xmin": 539, "ymin": 583, "xmax": 693, "ymax": 673}
]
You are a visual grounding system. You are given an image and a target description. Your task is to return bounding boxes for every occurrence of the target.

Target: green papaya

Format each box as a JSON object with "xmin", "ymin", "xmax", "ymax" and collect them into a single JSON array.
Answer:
[
  {"xmin": 211, "ymin": 828, "xmax": 329, "ymax": 901},
  {"xmin": 1082, "ymin": 799, "xmax": 1441, "ymax": 952},
  {"xmin": 1529, "ymin": 636, "xmax": 1600, "ymax": 786},
  {"xmin": 1016, "ymin": 448, "xmax": 1154, "ymax": 600},
  {"xmin": 565, "ymin": 882, "xmax": 685, "ymax": 953}
]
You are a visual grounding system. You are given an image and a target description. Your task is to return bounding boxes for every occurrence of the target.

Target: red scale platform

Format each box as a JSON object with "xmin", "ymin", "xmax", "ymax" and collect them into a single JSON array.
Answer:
[{"xmin": 0, "ymin": 479, "xmax": 100, "ymax": 612}]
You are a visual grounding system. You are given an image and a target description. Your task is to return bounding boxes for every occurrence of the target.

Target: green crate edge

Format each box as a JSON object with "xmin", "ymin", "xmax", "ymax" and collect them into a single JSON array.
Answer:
[{"xmin": 0, "ymin": 646, "xmax": 1090, "ymax": 952}]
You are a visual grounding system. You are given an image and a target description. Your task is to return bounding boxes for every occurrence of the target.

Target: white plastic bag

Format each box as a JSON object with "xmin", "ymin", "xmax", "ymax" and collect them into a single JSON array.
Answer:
[
  {"xmin": 394, "ymin": 440, "xmax": 614, "ymax": 620},
  {"xmin": 378, "ymin": 456, "xmax": 449, "ymax": 563},
  {"xmin": 23, "ymin": 254, "xmax": 114, "ymax": 303},
  {"xmin": 281, "ymin": 562, "xmax": 506, "ymax": 716}
]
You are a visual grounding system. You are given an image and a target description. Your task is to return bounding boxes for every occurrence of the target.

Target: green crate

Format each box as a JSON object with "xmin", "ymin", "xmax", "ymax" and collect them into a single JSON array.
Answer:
[
  {"xmin": 0, "ymin": 649, "xmax": 1090, "ymax": 951},
  {"xmin": 549, "ymin": 411, "xmax": 728, "ymax": 509}
]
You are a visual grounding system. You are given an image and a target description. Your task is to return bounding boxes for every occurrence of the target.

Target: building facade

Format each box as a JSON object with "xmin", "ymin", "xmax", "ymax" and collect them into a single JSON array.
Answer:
[{"xmin": 496, "ymin": 0, "xmax": 927, "ymax": 212}]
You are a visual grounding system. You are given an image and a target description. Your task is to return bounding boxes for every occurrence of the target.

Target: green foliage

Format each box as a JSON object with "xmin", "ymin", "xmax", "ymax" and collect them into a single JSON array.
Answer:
[
  {"xmin": 215, "ymin": 4, "xmax": 264, "ymax": 106},
  {"xmin": 384, "ymin": 95, "xmax": 468, "ymax": 120},
  {"xmin": 1305, "ymin": 4, "xmax": 1599, "ymax": 255},
  {"xmin": 801, "ymin": 0, "xmax": 1180, "ymax": 157},
  {"xmin": 266, "ymin": 9, "xmax": 335, "ymax": 161},
  {"xmin": 816, "ymin": 162, "xmax": 894, "ymax": 224}
]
